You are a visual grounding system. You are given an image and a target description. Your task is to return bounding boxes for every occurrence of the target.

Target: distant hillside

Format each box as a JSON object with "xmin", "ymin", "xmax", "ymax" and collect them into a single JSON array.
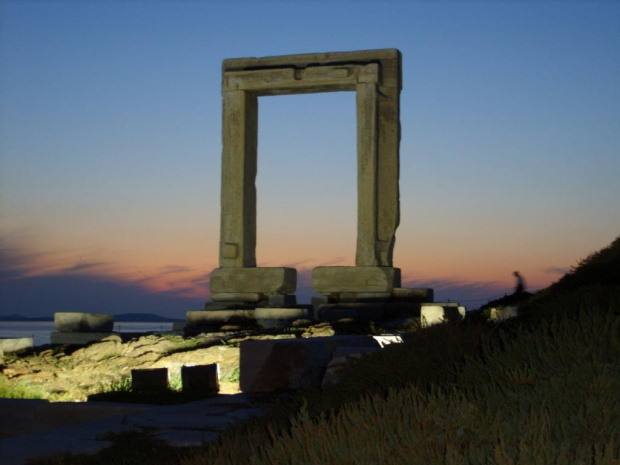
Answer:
[
  {"xmin": 0, "ymin": 313, "xmax": 184, "ymax": 323},
  {"xmin": 0, "ymin": 314, "xmax": 53, "ymax": 322}
]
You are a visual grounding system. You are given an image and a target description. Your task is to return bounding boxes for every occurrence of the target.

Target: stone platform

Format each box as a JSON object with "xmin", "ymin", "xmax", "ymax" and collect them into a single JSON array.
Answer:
[{"xmin": 196, "ymin": 286, "xmax": 465, "ymax": 332}]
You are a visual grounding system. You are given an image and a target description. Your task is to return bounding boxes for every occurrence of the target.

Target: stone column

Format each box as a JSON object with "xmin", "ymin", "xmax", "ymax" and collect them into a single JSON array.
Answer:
[
  {"xmin": 355, "ymin": 80, "xmax": 379, "ymax": 267},
  {"xmin": 376, "ymin": 85, "xmax": 400, "ymax": 267},
  {"xmin": 219, "ymin": 90, "xmax": 258, "ymax": 268}
]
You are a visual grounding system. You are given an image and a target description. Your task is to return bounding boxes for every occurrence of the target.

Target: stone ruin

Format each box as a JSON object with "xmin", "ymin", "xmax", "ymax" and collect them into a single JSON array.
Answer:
[{"xmin": 189, "ymin": 49, "xmax": 463, "ymax": 331}]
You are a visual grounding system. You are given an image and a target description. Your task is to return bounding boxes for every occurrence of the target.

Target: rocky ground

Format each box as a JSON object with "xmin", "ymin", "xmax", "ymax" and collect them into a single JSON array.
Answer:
[{"xmin": 0, "ymin": 322, "xmax": 336, "ymax": 401}]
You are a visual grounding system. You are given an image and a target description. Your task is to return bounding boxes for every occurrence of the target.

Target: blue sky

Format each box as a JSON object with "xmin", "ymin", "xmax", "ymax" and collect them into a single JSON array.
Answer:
[{"xmin": 1, "ymin": 1, "xmax": 619, "ymax": 317}]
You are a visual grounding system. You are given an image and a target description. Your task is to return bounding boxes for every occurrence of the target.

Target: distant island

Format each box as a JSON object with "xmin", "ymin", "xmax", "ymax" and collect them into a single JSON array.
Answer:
[{"xmin": 0, "ymin": 313, "xmax": 184, "ymax": 323}]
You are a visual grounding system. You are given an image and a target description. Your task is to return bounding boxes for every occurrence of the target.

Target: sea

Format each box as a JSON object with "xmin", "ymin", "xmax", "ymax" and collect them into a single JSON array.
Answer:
[{"xmin": 0, "ymin": 321, "xmax": 174, "ymax": 347}]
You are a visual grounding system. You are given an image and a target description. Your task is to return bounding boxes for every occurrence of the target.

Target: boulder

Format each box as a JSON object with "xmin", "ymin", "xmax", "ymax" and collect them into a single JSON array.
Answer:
[
  {"xmin": 240, "ymin": 335, "xmax": 403, "ymax": 393},
  {"xmin": 489, "ymin": 306, "xmax": 518, "ymax": 322}
]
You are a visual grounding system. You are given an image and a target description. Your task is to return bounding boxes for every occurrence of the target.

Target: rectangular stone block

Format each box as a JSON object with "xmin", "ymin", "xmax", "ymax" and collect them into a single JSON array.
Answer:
[
  {"xmin": 224, "ymin": 64, "xmax": 379, "ymax": 95},
  {"xmin": 312, "ymin": 266, "xmax": 401, "ymax": 293},
  {"xmin": 186, "ymin": 310, "xmax": 255, "ymax": 326},
  {"xmin": 181, "ymin": 364, "xmax": 219, "ymax": 393},
  {"xmin": 0, "ymin": 337, "xmax": 34, "ymax": 353},
  {"xmin": 210, "ymin": 292, "xmax": 265, "ymax": 302},
  {"xmin": 131, "ymin": 368, "xmax": 168, "ymax": 392},
  {"xmin": 327, "ymin": 292, "xmax": 392, "ymax": 302},
  {"xmin": 223, "ymin": 49, "xmax": 401, "ymax": 89},
  {"xmin": 267, "ymin": 294, "xmax": 297, "ymax": 307},
  {"xmin": 392, "ymin": 287, "xmax": 434, "ymax": 302},
  {"xmin": 210, "ymin": 267, "xmax": 296, "ymax": 294},
  {"xmin": 240, "ymin": 336, "xmax": 384, "ymax": 393},
  {"xmin": 420, "ymin": 305, "xmax": 465, "ymax": 327},
  {"xmin": 54, "ymin": 312, "xmax": 114, "ymax": 333},
  {"xmin": 254, "ymin": 307, "xmax": 309, "ymax": 329}
]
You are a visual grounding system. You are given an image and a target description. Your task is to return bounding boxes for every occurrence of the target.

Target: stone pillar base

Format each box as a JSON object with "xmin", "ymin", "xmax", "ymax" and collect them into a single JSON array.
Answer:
[
  {"xmin": 210, "ymin": 267, "xmax": 296, "ymax": 296},
  {"xmin": 312, "ymin": 266, "xmax": 401, "ymax": 294}
]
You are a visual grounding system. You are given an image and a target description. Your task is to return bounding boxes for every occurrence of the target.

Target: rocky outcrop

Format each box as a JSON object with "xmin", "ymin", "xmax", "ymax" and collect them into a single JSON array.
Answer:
[{"xmin": 1, "ymin": 334, "xmax": 242, "ymax": 401}]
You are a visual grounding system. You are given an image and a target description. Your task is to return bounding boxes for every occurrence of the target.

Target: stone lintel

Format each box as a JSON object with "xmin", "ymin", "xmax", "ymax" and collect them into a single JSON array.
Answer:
[
  {"xmin": 312, "ymin": 266, "xmax": 401, "ymax": 293},
  {"xmin": 210, "ymin": 267, "xmax": 296, "ymax": 294},
  {"xmin": 223, "ymin": 49, "xmax": 401, "ymax": 89},
  {"xmin": 224, "ymin": 64, "xmax": 379, "ymax": 95}
]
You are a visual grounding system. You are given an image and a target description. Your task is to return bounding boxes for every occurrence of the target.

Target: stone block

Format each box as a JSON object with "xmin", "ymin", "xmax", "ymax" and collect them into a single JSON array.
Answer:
[
  {"xmin": 181, "ymin": 364, "xmax": 220, "ymax": 393},
  {"xmin": 210, "ymin": 292, "xmax": 265, "ymax": 302},
  {"xmin": 131, "ymin": 368, "xmax": 168, "ymax": 392},
  {"xmin": 254, "ymin": 307, "xmax": 310, "ymax": 329},
  {"xmin": 327, "ymin": 292, "xmax": 392, "ymax": 302},
  {"xmin": 54, "ymin": 313, "xmax": 114, "ymax": 333},
  {"xmin": 223, "ymin": 49, "xmax": 401, "ymax": 90},
  {"xmin": 240, "ymin": 336, "xmax": 384, "ymax": 393},
  {"xmin": 210, "ymin": 267, "xmax": 296, "ymax": 294},
  {"xmin": 186, "ymin": 310, "xmax": 255, "ymax": 327},
  {"xmin": 50, "ymin": 332, "xmax": 117, "ymax": 346},
  {"xmin": 0, "ymin": 337, "xmax": 34, "ymax": 353},
  {"xmin": 267, "ymin": 294, "xmax": 297, "ymax": 307},
  {"xmin": 204, "ymin": 302, "xmax": 257, "ymax": 311},
  {"xmin": 420, "ymin": 305, "xmax": 465, "ymax": 327},
  {"xmin": 312, "ymin": 266, "xmax": 401, "ymax": 293},
  {"xmin": 172, "ymin": 322, "xmax": 186, "ymax": 331},
  {"xmin": 392, "ymin": 287, "xmax": 434, "ymax": 302}
]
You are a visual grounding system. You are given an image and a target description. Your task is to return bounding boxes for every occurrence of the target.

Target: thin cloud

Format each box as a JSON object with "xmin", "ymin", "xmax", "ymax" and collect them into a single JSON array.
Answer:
[
  {"xmin": 159, "ymin": 265, "xmax": 193, "ymax": 275},
  {"xmin": 190, "ymin": 273, "xmax": 210, "ymax": 285},
  {"xmin": 63, "ymin": 262, "xmax": 107, "ymax": 273}
]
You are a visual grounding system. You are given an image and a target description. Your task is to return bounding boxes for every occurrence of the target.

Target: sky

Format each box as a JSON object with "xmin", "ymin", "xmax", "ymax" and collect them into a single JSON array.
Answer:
[{"xmin": 1, "ymin": 1, "xmax": 619, "ymax": 318}]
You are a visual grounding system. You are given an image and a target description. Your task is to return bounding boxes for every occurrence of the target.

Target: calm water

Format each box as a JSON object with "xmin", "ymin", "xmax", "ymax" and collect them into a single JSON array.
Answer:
[{"xmin": 0, "ymin": 321, "xmax": 174, "ymax": 347}]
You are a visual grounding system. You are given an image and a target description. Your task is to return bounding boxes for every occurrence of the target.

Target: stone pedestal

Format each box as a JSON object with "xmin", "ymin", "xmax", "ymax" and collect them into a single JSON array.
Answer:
[
  {"xmin": 312, "ymin": 266, "xmax": 401, "ymax": 294},
  {"xmin": 210, "ymin": 267, "xmax": 296, "ymax": 298}
]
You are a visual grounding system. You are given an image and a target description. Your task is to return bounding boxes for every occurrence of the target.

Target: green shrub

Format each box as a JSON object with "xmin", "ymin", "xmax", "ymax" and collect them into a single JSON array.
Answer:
[{"xmin": 0, "ymin": 375, "xmax": 46, "ymax": 399}]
